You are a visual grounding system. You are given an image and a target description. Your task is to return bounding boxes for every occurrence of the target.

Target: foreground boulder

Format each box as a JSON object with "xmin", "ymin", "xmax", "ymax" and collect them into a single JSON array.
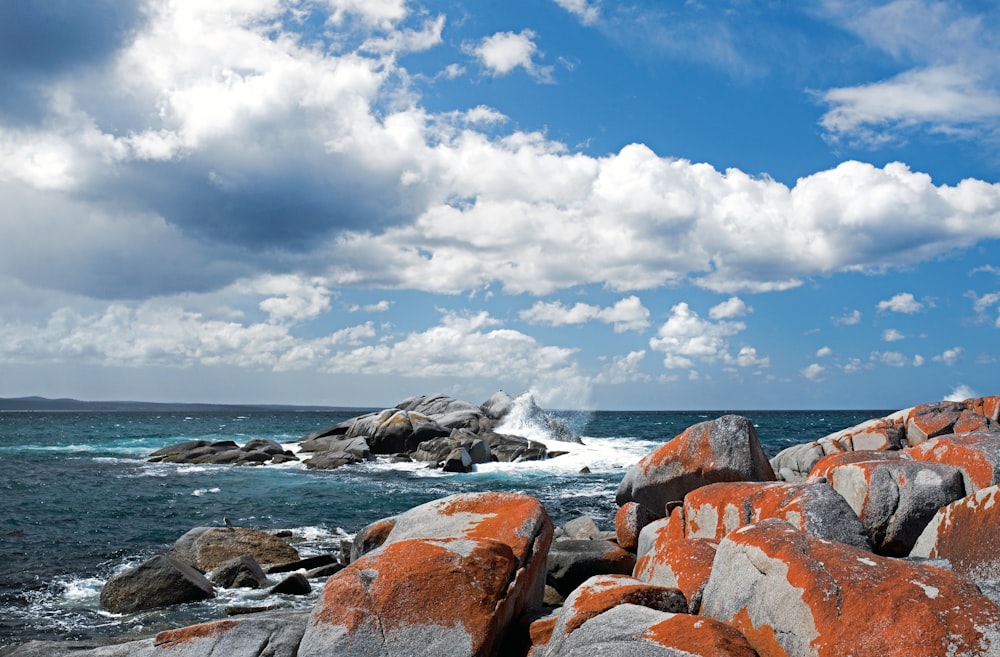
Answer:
[
  {"xmin": 100, "ymin": 554, "xmax": 215, "ymax": 614},
  {"xmin": 701, "ymin": 519, "xmax": 1000, "ymax": 657},
  {"xmin": 299, "ymin": 492, "xmax": 553, "ymax": 657},
  {"xmin": 169, "ymin": 527, "xmax": 299, "ymax": 572},
  {"xmin": 682, "ymin": 481, "xmax": 871, "ymax": 550},
  {"xmin": 824, "ymin": 458, "xmax": 965, "ymax": 555},
  {"xmin": 616, "ymin": 415, "xmax": 776, "ymax": 513},
  {"xmin": 911, "ymin": 484, "xmax": 1000, "ymax": 585}
]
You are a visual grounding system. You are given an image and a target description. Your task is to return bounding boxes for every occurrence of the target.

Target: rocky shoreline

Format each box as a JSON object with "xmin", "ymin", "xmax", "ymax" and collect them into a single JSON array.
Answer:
[{"xmin": 4, "ymin": 395, "xmax": 1000, "ymax": 656}]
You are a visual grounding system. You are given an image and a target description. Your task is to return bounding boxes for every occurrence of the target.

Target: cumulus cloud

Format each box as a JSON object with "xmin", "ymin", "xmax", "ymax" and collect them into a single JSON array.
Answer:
[
  {"xmin": 878, "ymin": 292, "xmax": 924, "ymax": 314},
  {"xmin": 649, "ymin": 302, "xmax": 767, "ymax": 370},
  {"xmin": 816, "ymin": 346, "xmax": 833, "ymax": 358},
  {"xmin": 802, "ymin": 363, "xmax": 825, "ymax": 381},
  {"xmin": 967, "ymin": 291, "xmax": 1000, "ymax": 326},
  {"xmin": 832, "ymin": 310, "xmax": 862, "ymax": 326},
  {"xmin": 882, "ymin": 328, "xmax": 905, "ymax": 342},
  {"xmin": 593, "ymin": 350, "xmax": 650, "ymax": 384},
  {"xmin": 468, "ymin": 30, "xmax": 554, "ymax": 81},
  {"xmin": 933, "ymin": 347, "xmax": 963, "ymax": 366},
  {"xmin": 872, "ymin": 351, "xmax": 908, "ymax": 367},
  {"xmin": 348, "ymin": 300, "xmax": 392, "ymax": 313},
  {"xmin": 709, "ymin": 296, "xmax": 751, "ymax": 320},
  {"xmin": 553, "ymin": 0, "xmax": 601, "ymax": 25},
  {"xmin": 520, "ymin": 295, "xmax": 650, "ymax": 332}
]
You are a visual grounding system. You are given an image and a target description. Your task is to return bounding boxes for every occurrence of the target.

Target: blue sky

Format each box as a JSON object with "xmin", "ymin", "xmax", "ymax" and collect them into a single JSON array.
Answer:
[{"xmin": 1, "ymin": 0, "xmax": 999, "ymax": 410}]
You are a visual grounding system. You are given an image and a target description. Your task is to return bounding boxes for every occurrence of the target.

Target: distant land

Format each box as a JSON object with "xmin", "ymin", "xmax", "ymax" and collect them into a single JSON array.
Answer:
[{"xmin": 0, "ymin": 396, "xmax": 373, "ymax": 413}]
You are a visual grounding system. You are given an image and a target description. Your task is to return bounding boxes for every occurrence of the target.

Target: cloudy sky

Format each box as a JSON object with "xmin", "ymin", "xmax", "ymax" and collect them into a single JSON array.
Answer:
[{"xmin": 1, "ymin": 0, "xmax": 998, "ymax": 410}]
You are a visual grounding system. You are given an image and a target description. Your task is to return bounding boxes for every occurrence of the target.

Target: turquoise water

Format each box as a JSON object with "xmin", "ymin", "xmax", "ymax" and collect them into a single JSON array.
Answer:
[{"xmin": 0, "ymin": 407, "xmax": 888, "ymax": 646}]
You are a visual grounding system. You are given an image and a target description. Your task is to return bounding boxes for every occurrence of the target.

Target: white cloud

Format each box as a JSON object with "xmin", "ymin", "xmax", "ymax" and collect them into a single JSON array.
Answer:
[
  {"xmin": 361, "ymin": 15, "xmax": 445, "ymax": 54},
  {"xmin": 520, "ymin": 295, "xmax": 650, "ymax": 333},
  {"xmin": 945, "ymin": 384, "xmax": 978, "ymax": 402},
  {"xmin": 842, "ymin": 357, "xmax": 866, "ymax": 373},
  {"xmin": 802, "ymin": 363, "xmax": 825, "ymax": 382},
  {"xmin": 709, "ymin": 296, "xmax": 751, "ymax": 320},
  {"xmin": 251, "ymin": 274, "xmax": 331, "ymax": 323},
  {"xmin": 877, "ymin": 292, "xmax": 924, "ymax": 314},
  {"xmin": 553, "ymin": 0, "xmax": 600, "ymax": 25},
  {"xmin": 833, "ymin": 310, "xmax": 862, "ymax": 326},
  {"xmin": 933, "ymin": 347, "xmax": 963, "ymax": 366},
  {"xmin": 594, "ymin": 350, "xmax": 650, "ymax": 384},
  {"xmin": 872, "ymin": 351, "xmax": 908, "ymax": 367},
  {"xmin": 816, "ymin": 346, "xmax": 833, "ymax": 358},
  {"xmin": 469, "ymin": 30, "xmax": 554, "ymax": 82},
  {"xmin": 881, "ymin": 328, "xmax": 905, "ymax": 342},
  {"xmin": 912, "ymin": 354, "xmax": 925, "ymax": 367},
  {"xmin": 649, "ymin": 302, "xmax": 766, "ymax": 370},
  {"xmin": 323, "ymin": 0, "xmax": 409, "ymax": 29},
  {"xmin": 349, "ymin": 300, "xmax": 392, "ymax": 313}
]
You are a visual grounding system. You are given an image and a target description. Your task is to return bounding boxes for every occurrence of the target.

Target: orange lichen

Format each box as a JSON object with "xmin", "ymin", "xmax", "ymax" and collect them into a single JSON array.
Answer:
[
  {"xmin": 312, "ymin": 537, "xmax": 517, "ymax": 652},
  {"xmin": 615, "ymin": 501, "xmax": 660, "ymax": 551},
  {"xmin": 724, "ymin": 520, "xmax": 1000, "ymax": 657},
  {"xmin": 728, "ymin": 608, "xmax": 789, "ymax": 657},
  {"xmin": 809, "ymin": 450, "xmax": 908, "ymax": 480},
  {"xmin": 528, "ymin": 616, "xmax": 556, "ymax": 647},
  {"xmin": 644, "ymin": 614, "xmax": 760, "ymax": 656},
  {"xmin": 436, "ymin": 493, "xmax": 552, "ymax": 563},
  {"xmin": 921, "ymin": 486, "xmax": 1000, "ymax": 577},
  {"xmin": 562, "ymin": 576, "xmax": 685, "ymax": 633},
  {"xmin": 908, "ymin": 433, "xmax": 1000, "ymax": 491},
  {"xmin": 155, "ymin": 620, "xmax": 239, "ymax": 646},
  {"xmin": 684, "ymin": 482, "xmax": 823, "ymax": 540}
]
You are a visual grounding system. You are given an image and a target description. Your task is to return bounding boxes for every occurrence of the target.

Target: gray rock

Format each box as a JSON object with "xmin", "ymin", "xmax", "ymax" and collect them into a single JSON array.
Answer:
[
  {"xmin": 546, "ymin": 539, "xmax": 636, "ymax": 597},
  {"xmin": 169, "ymin": 526, "xmax": 299, "ymax": 571},
  {"xmin": 543, "ymin": 604, "xmax": 709, "ymax": 657},
  {"xmin": 208, "ymin": 555, "xmax": 269, "ymax": 589},
  {"xmin": 100, "ymin": 554, "xmax": 215, "ymax": 613},
  {"xmin": 268, "ymin": 573, "xmax": 311, "ymax": 595},
  {"xmin": 267, "ymin": 553, "xmax": 337, "ymax": 574},
  {"xmin": 616, "ymin": 415, "xmax": 775, "ymax": 512},
  {"xmin": 562, "ymin": 515, "xmax": 602, "ymax": 540},
  {"xmin": 442, "ymin": 446, "xmax": 473, "ymax": 472}
]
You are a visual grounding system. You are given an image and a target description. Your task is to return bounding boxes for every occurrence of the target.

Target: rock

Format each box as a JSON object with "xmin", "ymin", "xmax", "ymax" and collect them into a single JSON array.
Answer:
[
  {"xmin": 616, "ymin": 415, "xmax": 775, "ymax": 513},
  {"xmin": 151, "ymin": 616, "xmax": 307, "ymax": 657},
  {"xmin": 682, "ymin": 481, "xmax": 871, "ymax": 550},
  {"xmin": 563, "ymin": 515, "xmax": 603, "ymax": 540},
  {"xmin": 907, "ymin": 432, "xmax": 1000, "ymax": 493},
  {"xmin": 100, "ymin": 554, "xmax": 215, "ymax": 613},
  {"xmin": 633, "ymin": 534, "xmax": 718, "ymax": 614},
  {"xmin": 396, "ymin": 394, "xmax": 489, "ymax": 432},
  {"xmin": 906, "ymin": 401, "xmax": 965, "ymax": 445},
  {"xmin": 208, "ymin": 555, "xmax": 269, "ymax": 589},
  {"xmin": 305, "ymin": 562, "xmax": 345, "ymax": 579},
  {"xmin": 825, "ymin": 459, "xmax": 966, "ymax": 556},
  {"xmin": 700, "ymin": 518, "xmax": 1000, "ymax": 657},
  {"xmin": 412, "ymin": 432, "xmax": 490, "ymax": 465},
  {"xmin": 169, "ymin": 526, "xmax": 300, "ymax": 572},
  {"xmin": 302, "ymin": 451, "xmax": 364, "ymax": 469},
  {"xmin": 350, "ymin": 516, "xmax": 398, "ymax": 562},
  {"xmin": 808, "ymin": 448, "xmax": 911, "ymax": 479},
  {"xmin": 267, "ymin": 553, "xmax": 337, "ymax": 574},
  {"xmin": 546, "ymin": 539, "xmax": 636, "ymax": 597},
  {"xmin": 481, "ymin": 390, "xmax": 517, "ymax": 420},
  {"xmin": 615, "ymin": 502, "xmax": 662, "ymax": 552},
  {"xmin": 542, "ymin": 574, "xmax": 687, "ymax": 656},
  {"xmin": 911, "ymin": 484, "xmax": 1000, "ymax": 585},
  {"xmin": 269, "ymin": 573, "xmax": 311, "ymax": 596},
  {"xmin": 769, "ymin": 442, "xmax": 826, "ymax": 482},
  {"xmin": 298, "ymin": 537, "xmax": 533, "ymax": 657},
  {"xmin": 442, "ymin": 446, "xmax": 473, "ymax": 472},
  {"xmin": 537, "ymin": 603, "xmax": 759, "ymax": 657},
  {"xmin": 146, "ymin": 438, "xmax": 296, "ymax": 466}
]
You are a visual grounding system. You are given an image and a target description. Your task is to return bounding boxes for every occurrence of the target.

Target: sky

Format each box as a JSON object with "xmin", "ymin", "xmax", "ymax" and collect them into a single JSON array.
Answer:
[{"xmin": 1, "ymin": 0, "xmax": 999, "ymax": 410}]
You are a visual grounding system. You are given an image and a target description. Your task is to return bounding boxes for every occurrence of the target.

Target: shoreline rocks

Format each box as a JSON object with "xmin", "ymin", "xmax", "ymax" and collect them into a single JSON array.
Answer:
[{"xmin": 10, "ymin": 394, "xmax": 1000, "ymax": 657}]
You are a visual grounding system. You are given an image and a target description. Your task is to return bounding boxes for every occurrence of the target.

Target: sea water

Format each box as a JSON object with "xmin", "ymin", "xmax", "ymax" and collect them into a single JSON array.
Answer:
[{"xmin": 0, "ymin": 405, "xmax": 888, "ymax": 646}]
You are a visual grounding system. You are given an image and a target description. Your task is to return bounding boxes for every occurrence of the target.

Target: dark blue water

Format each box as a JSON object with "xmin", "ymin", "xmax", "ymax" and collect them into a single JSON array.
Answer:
[{"xmin": 0, "ymin": 407, "xmax": 887, "ymax": 646}]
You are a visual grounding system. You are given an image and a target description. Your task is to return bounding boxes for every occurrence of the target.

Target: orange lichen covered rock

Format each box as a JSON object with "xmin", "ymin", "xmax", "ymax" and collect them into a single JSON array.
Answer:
[
  {"xmin": 300, "ymin": 537, "xmax": 519, "ymax": 657},
  {"xmin": 808, "ymin": 449, "xmax": 910, "ymax": 480},
  {"xmin": 907, "ymin": 433, "xmax": 1000, "ymax": 492},
  {"xmin": 682, "ymin": 481, "xmax": 870, "ymax": 549},
  {"xmin": 539, "ymin": 602, "xmax": 758, "ymax": 657},
  {"xmin": 824, "ymin": 458, "xmax": 965, "ymax": 556},
  {"xmin": 701, "ymin": 518, "xmax": 1000, "ymax": 657},
  {"xmin": 615, "ymin": 501, "xmax": 661, "ymax": 552},
  {"xmin": 911, "ymin": 484, "xmax": 1000, "ymax": 584},
  {"xmin": 633, "ymin": 536, "xmax": 718, "ymax": 613},
  {"xmin": 616, "ymin": 415, "xmax": 775, "ymax": 513}
]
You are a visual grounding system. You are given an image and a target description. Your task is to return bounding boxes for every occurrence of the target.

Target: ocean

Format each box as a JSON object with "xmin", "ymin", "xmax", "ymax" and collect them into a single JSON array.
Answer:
[{"xmin": 0, "ymin": 405, "xmax": 890, "ymax": 647}]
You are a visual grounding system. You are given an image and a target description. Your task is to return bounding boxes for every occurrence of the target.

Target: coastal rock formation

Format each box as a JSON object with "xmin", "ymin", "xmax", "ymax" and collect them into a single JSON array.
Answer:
[
  {"xmin": 907, "ymin": 432, "xmax": 1000, "ymax": 492},
  {"xmin": 545, "ymin": 539, "xmax": 636, "ymax": 597},
  {"xmin": 911, "ymin": 484, "xmax": 1000, "ymax": 584},
  {"xmin": 298, "ymin": 491, "xmax": 553, "ymax": 657},
  {"xmin": 616, "ymin": 415, "xmax": 776, "ymax": 513},
  {"xmin": 169, "ymin": 527, "xmax": 300, "ymax": 572},
  {"xmin": 823, "ymin": 458, "xmax": 966, "ymax": 555},
  {"xmin": 771, "ymin": 397, "xmax": 1000, "ymax": 481},
  {"xmin": 147, "ymin": 438, "xmax": 298, "ymax": 466},
  {"xmin": 100, "ymin": 554, "xmax": 215, "ymax": 614},
  {"xmin": 614, "ymin": 501, "xmax": 661, "ymax": 551},
  {"xmin": 700, "ymin": 518, "xmax": 1000, "ymax": 657},
  {"xmin": 682, "ymin": 480, "xmax": 871, "ymax": 550}
]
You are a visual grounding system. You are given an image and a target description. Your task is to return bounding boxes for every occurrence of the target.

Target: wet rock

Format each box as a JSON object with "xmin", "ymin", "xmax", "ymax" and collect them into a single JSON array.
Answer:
[
  {"xmin": 100, "ymin": 554, "xmax": 215, "ymax": 614},
  {"xmin": 267, "ymin": 553, "xmax": 337, "ymax": 574},
  {"xmin": 268, "ymin": 573, "xmax": 311, "ymax": 596},
  {"xmin": 169, "ymin": 526, "xmax": 299, "ymax": 572}
]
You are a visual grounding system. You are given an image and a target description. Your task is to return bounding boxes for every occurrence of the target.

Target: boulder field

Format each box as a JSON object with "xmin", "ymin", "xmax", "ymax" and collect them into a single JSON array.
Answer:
[{"xmin": 6, "ymin": 395, "xmax": 1000, "ymax": 657}]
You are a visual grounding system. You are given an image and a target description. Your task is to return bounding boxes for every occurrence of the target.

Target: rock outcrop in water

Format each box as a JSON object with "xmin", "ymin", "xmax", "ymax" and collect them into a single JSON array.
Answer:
[
  {"xmin": 148, "ymin": 391, "xmax": 579, "ymax": 472},
  {"xmin": 12, "ymin": 395, "xmax": 1000, "ymax": 657}
]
